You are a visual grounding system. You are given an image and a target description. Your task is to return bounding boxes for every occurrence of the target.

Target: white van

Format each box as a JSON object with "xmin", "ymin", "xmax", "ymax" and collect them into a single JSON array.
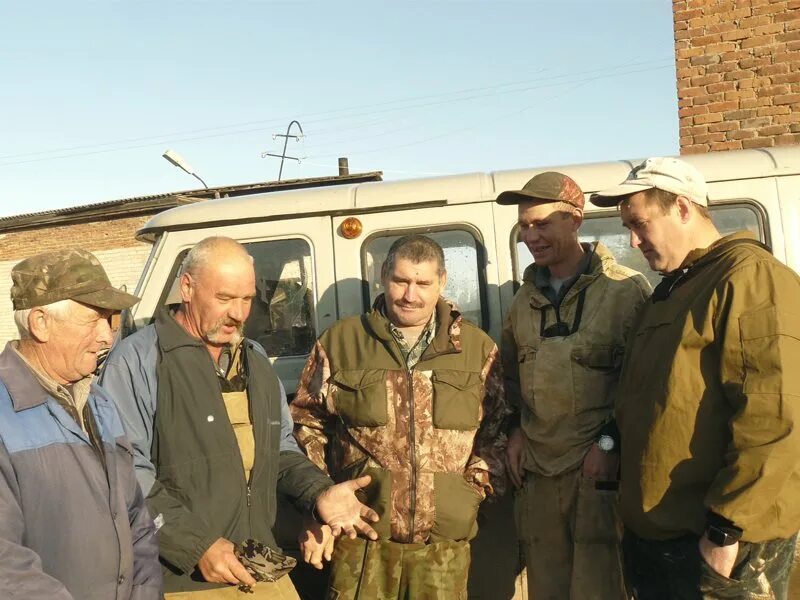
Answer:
[
  {"xmin": 126, "ymin": 146, "xmax": 800, "ymax": 599},
  {"xmin": 129, "ymin": 146, "xmax": 800, "ymax": 390}
]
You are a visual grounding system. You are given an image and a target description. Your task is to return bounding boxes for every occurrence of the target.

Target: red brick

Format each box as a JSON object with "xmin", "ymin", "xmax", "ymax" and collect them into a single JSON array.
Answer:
[
  {"xmin": 774, "ymin": 92, "xmax": 800, "ymax": 104},
  {"xmin": 679, "ymin": 85, "xmax": 709, "ymax": 98},
  {"xmin": 675, "ymin": 19, "xmax": 689, "ymax": 31},
  {"xmin": 679, "ymin": 98, "xmax": 695, "ymax": 108},
  {"xmin": 722, "ymin": 29, "xmax": 752, "ymax": 41},
  {"xmin": 680, "ymin": 116, "xmax": 694, "ymax": 128},
  {"xmin": 695, "ymin": 112, "xmax": 725, "ymax": 124},
  {"xmin": 690, "ymin": 123, "xmax": 710, "ymax": 135},
  {"xmin": 707, "ymin": 100, "xmax": 741, "ymax": 112},
  {"xmin": 775, "ymin": 132, "xmax": 800, "ymax": 144},
  {"xmin": 754, "ymin": 23, "xmax": 787, "ymax": 36},
  {"xmin": 710, "ymin": 140, "xmax": 744, "ymax": 151},
  {"xmin": 777, "ymin": 30, "xmax": 800, "ymax": 42},
  {"xmin": 728, "ymin": 129, "xmax": 759, "ymax": 140},
  {"xmin": 742, "ymin": 136, "xmax": 776, "ymax": 147},
  {"xmin": 708, "ymin": 22, "xmax": 739, "ymax": 35},
  {"xmin": 678, "ymin": 66, "xmax": 704, "ymax": 78},
  {"xmin": 738, "ymin": 76, "xmax": 773, "ymax": 88},
  {"xmin": 740, "ymin": 97, "xmax": 773, "ymax": 108},
  {"xmin": 675, "ymin": 8, "xmax": 703, "ymax": 21},
  {"xmin": 695, "ymin": 92, "xmax": 727, "ymax": 105},
  {"xmin": 790, "ymin": 123, "xmax": 800, "ymax": 133},
  {"xmin": 788, "ymin": 0, "xmax": 800, "ymax": 8},
  {"xmin": 772, "ymin": 50, "xmax": 800, "ymax": 63},
  {"xmin": 739, "ymin": 14, "xmax": 773, "ymax": 29},
  {"xmin": 788, "ymin": 40, "xmax": 800, "ymax": 51},
  {"xmin": 757, "ymin": 105, "xmax": 792, "ymax": 115},
  {"xmin": 725, "ymin": 108, "xmax": 759, "ymax": 120},
  {"xmin": 754, "ymin": 43, "xmax": 785, "ymax": 56},
  {"xmin": 773, "ymin": 112, "xmax": 800, "ymax": 124},
  {"xmin": 741, "ymin": 34, "xmax": 776, "ymax": 48},
  {"xmin": 695, "ymin": 132, "xmax": 727, "ymax": 143},
  {"xmin": 743, "ymin": 116, "xmax": 773, "ymax": 128},
  {"xmin": 680, "ymin": 105, "xmax": 710, "ymax": 117},
  {"xmin": 691, "ymin": 54, "xmax": 722, "ymax": 66},
  {"xmin": 758, "ymin": 124, "xmax": 791, "ymax": 135},
  {"xmin": 739, "ymin": 56, "xmax": 772, "ymax": 69},
  {"xmin": 708, "ymin": 81, "xmax": 738, "ymax": 93},
  {"xmin": 758, "ymin": 63, "xmax": 791, "ymax": 76},
  {"xmin": 720, "ymin": 49, "xmax": 757, "ymax": 62},
  {"xmin": 708, "ymin": 121, "xmax": 740, "ymax": 132},
  {"xmin": 771, "ymin": 71, "xmax": 800, "ymax": 84},
  {"xmin": 689, "ymin": 14, "xmax": 721, "ymax": 28},
  {"xmin": 774, "ymin": 8, "xmax": 800, "ymax": 21},
  {"xmin": 682, "ymin": 144, "xmax": 711, "ymax": 154},
  {"xmin": 756, "ymin": 84, "xmax": 792, "ymax": 96},
  {"xmin": 707, "ymin": 42, "xmax": 740, "ymax": 54},
  {"xmin": 724, "ymin": 69, "xmax": 757, "ymax": 80},
  {"xmin": 753, "ymin": 1, "xmax": 789, "ymax": 14},
  {"xmin": 678, "ymin": 47, "xmax": 706, "ymax": 59},
  {"xmin": 691, "ymin": 73, "xmax": 724, "ymax": 86}
]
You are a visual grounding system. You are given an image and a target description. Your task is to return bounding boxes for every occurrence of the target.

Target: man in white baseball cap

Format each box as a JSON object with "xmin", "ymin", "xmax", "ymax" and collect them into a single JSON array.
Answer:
[{"xmin": 590, "ymin": 158, "xmax": 800, "ymax": 599}]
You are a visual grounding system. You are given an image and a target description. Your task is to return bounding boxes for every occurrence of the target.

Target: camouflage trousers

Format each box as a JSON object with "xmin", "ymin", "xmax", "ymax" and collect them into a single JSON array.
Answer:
[
  {"xmin": 622, "ymin": 530, "xmax": 798, "ymax": 600},
  {"xmin": 514, "ymin": 467, "xmax": 627, "ymax": 600},
  {"xmin": 326, "ymin": 536, "xmax": 470, "ymax": 600}
]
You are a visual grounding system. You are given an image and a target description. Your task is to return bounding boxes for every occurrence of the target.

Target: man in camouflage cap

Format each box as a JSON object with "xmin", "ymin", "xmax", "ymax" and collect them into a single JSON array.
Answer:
[
  {"xmin": 497, "ymin": 172, "xmax": 651, "ymax": 599},
  {"xmin": 0, "ymin": 248, "xmax": 162, "ymax": 599},
  {"xmin": 291, "ymin": 234, "xmax": 510, "ymax": 599}
]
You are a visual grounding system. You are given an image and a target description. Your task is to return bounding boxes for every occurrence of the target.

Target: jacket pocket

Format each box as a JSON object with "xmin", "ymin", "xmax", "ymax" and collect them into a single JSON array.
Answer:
[
  {"xmin": 431, "ymin": 471, "xmax": 482, "ymax": 542},
  {"xmin": 331, "ymin": 369, "xmax": 388, "ymax": 426},
  {"xmin": 571, "ymin": 344, "xmax": 621, "ymax": 414},
  {"xmin": 431, "ymin": 370, "xmax": 482, "ymax": 430},
  {"xmin": 356, "ymin": 465, "xmax": 392, "ymax": 540}
]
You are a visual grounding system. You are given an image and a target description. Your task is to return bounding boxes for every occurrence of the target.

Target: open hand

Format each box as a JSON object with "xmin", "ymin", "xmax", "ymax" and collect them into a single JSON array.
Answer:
[
  {"xmin": 299, "ymin": 519, "xmax": 334, "ymax": 570},
  {"xmin": 315, "ymin": 475, "xmax": 380, "ymax": 540}
]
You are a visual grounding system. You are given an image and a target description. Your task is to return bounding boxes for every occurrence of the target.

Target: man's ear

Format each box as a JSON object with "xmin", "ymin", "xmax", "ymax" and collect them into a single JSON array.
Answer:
[
  {"xmin": 675, "ymin": 195, "xmax": 693, "ymax": 223},
  {"xmin": 571, "ymin": 207, "xmax": 585, "ymax": 230},
  {"xmin": 439, "ymin": 271, "xmax": 448, "ymax": 290},
  {"xmin": 27, "ymin": 307, "xmax": 51, "ymax": 343},
  {"xmin": 179, "ymin": 273, "xmax": 194, "ymax": 303}
]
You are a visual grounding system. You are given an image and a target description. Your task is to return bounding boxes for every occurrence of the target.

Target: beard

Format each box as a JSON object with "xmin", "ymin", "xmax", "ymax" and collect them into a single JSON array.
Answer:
[{"xmin": 205, "ymin": 318, "xmax": 245, "ymax": 345}]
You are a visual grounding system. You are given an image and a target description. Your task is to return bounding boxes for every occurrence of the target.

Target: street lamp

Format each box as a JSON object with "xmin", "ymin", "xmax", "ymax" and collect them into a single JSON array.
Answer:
[{"xmin": 162, "ymin": 149, "xmax": 209, "ymax": 189}]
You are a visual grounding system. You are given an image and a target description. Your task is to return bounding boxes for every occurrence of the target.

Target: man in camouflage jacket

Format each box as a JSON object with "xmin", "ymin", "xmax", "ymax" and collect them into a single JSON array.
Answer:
[{"xmin": 291, "ymin": 234, "xmax": 509, "ymax": 600}]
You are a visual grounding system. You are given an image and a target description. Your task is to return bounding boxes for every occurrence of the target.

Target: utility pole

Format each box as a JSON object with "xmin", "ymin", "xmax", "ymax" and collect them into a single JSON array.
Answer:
[{"xmin": 261, "ymin": 120, "xmax": 304, "ymax": 181}]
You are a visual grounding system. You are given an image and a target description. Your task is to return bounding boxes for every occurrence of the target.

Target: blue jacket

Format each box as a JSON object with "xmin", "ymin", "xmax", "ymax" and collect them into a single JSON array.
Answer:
[{"xmin": 0, "ymin": 343, "xmax": 162, "ymax": 600}]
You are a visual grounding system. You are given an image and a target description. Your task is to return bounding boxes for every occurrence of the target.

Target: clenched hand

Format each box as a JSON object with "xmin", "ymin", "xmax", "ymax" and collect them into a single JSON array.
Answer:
[{"xmin": 197, "ymin": 537, "xmax": 257, "ymax": 588}]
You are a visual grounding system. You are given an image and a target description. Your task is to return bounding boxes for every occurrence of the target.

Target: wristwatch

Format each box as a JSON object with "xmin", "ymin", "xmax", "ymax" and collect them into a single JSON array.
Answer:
[
  {"xmin": 597, "ymin": 434, "xmax": 616, "ymax": 453},
  {"xmin": 706, "ymin": 525, "xmax": 740, "ymax": 546}
]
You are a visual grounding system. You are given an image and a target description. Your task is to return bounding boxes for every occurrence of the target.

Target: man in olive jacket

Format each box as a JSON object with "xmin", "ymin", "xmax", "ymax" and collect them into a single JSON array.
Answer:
[
  {"xmin": 291, "ymin": 235, "xmax": 510, "ymax": 600},
  {"xmin": 592, "ymin": 157, "xmax": 800, "ymax": 600},
  {"xmin": 100, "ymin": 237, "xmax": 379, "ymax": 598},
  {"xmin": 498, "ymin": 172, "xmax": 650, "ymax": 600}
]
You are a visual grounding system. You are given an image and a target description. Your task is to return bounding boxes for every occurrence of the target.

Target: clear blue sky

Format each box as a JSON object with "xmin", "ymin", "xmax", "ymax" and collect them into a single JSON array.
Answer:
[{"xmin": 0, "ymin": 1, "xmax": 677, "ymax": 219}]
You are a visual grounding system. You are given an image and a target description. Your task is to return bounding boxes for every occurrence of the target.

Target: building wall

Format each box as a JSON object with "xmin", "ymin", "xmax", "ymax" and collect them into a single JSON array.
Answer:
[
  {"xmin": 674, "ymin": 0, "xmax": 800, "ymax": 153},
  {"xmin": 0, "ymin": 216, "xmax": 152, "ymax": 347}
]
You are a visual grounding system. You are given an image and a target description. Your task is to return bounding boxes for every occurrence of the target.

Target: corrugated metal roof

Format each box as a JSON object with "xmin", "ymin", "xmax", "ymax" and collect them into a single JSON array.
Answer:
[{"xmin": 0, "ymin": 172, "xmax": 383, "ymax": 232}]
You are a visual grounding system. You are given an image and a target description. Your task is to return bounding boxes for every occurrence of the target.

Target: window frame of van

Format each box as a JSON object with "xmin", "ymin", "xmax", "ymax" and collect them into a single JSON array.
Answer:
[
  {"xmin": 359, "ymin": 224, "xmax": 491, "ymax": 331},
  {"xmin": 509, "ymin": 199, "xmax": 770, "ymax": 287}
]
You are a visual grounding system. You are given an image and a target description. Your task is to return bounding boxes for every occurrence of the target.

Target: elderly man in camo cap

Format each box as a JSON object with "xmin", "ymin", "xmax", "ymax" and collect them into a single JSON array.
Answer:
[
  {"xmin": 497, "ymin": 172, "xmax": 651, "ymax": 599},
  {"xmin": 0, "ymin": 248, "xmax": 162, "ymax": 600}
]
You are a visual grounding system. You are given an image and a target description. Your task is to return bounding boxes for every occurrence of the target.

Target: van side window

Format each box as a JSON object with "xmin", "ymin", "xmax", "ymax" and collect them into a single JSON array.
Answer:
[
  {"xmin": 157, "ymin": 239, "xmax": 316, "ymax": 357},
  {"xmin": 363, "ymin": 229, "xmax": 487, "ymax": 328},
  {"xmin": 512, "ymin": 203, "xmax": 766, "ymax": 288}
]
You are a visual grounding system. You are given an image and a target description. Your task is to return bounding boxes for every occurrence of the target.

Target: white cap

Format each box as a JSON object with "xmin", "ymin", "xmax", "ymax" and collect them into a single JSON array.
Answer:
[{"xmin": 590, "ymin": 157, "xmax": 708, "ymax": 207}]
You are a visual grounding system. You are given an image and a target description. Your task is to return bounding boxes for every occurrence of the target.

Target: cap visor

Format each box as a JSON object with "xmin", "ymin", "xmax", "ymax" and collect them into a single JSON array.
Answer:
[
  {"xmin": 73, "ymin": 286, "xmax": 140, "ymax": 311},
  {"xmin": 496, "ymin": 189, "xmax": 557, "ymax": 206},
  {"xmin": 589, "ymin": 182, "xmax": 654, "ymax": 207}
]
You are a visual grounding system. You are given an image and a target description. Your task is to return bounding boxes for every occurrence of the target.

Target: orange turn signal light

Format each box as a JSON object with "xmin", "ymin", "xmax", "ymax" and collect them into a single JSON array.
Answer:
[{"xmin": 340, "ymin": 217, "xmax": 363, "ymax": 239}]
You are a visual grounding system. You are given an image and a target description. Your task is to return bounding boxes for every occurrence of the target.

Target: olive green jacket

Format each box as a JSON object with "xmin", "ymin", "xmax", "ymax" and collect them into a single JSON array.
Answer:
[
  {"xmin": 292, "ymin": 297, "xmax": 510, "ymax": 544},
  {"xmin": 501, "ymin": 242, "xmax": 651, "ymax": 476},
  {"xmin": 617, "ymin": 232, "xmax": 800, "ymax": 543}
]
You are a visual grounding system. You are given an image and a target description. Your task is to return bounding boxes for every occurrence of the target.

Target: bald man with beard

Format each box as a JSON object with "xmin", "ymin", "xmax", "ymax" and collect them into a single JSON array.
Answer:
[{"xmin": 101, "ymin": 237, "xmax": 379, "ymax": 598}]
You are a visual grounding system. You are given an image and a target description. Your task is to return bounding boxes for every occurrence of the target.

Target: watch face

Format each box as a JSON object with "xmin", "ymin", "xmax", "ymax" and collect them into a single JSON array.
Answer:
[{"xmin": 598, "ymin": 435, "xmax": 615, "ymax": 452}]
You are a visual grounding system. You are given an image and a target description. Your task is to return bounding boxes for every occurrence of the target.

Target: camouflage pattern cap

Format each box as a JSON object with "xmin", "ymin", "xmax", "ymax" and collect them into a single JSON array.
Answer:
[
  {"xmin": 496, "ymin": 171, "xmax": 585, "ymax": 209},
  {"xmin": 10, "ymin": 248, "xmax": 140, "ymax": 311}
]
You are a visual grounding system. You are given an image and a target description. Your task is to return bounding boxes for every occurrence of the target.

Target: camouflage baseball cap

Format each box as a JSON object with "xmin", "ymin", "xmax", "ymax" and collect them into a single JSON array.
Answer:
[
  {"xmin": 10, "ymin": 248, "xmax": 140, "ymax": 311},
  {"xmin": 496, "ymin": 171, "xmax": 585, "ymax": 209}
]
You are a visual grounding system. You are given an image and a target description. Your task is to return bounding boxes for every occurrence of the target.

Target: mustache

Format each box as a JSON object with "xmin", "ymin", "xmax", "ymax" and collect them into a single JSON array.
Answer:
[{"xmin": 394, "ymin": 300, "xmax": 425, "ymax": 309}]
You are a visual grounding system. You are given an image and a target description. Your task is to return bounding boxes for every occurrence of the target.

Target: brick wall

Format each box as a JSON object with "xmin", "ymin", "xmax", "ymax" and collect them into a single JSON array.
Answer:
[
  {"xmin": 674, "ymin": 0, "xmax": 800, "ymax": 153},
  {"xmin": 0, "ymin": 216, "xmax": 152, "ymax": 347}
]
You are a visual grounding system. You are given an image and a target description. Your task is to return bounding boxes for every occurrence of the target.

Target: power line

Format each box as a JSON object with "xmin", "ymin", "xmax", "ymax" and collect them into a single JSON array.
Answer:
[{"xmin": 0, "ymin": 58, "xmax": 674, "ymax": 168}]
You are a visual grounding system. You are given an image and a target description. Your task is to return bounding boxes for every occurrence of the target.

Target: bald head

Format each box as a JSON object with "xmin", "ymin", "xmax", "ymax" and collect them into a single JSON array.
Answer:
[{"xmin": 180, "ymin": 236, "xmax": 253, "ymax": 280}]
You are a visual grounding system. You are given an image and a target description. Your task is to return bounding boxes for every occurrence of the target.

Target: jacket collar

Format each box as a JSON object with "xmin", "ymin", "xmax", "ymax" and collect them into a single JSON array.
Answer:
[
  {"xmin": 154, "ymin": 306, "xmax": 208, "ymax": 353},
  {"xmin": 368, "ymin": 295, "xmax": 463, "ymax": 359},
  {"xmin": 679, "ymin": 231, "xmax": 761, "ymax": 271},
  {"xmin": 0, "ymin": 341, "xmax": 57, "ymax": 411}
]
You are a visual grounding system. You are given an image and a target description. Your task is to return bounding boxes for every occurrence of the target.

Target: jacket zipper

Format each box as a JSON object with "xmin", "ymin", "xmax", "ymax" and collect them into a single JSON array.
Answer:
[{"xmin": 407, "ymin": 368, "xmax": 417, "ymax": 542}]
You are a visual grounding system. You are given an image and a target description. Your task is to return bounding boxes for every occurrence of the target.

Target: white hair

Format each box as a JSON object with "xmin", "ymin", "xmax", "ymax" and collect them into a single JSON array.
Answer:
[{"xmin": 14, "ymin": 299, "xmax": 74, "ymax": 339}]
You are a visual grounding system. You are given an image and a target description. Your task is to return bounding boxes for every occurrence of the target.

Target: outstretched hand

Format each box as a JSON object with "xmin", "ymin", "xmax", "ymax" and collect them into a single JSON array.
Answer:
[
  {"xmin": 315, "ymin": 475, "xmax": 380, "ymax": 540},
  {"xmin": 299, "ymin": 519, "xmax": 334, "ymax": 570}
]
